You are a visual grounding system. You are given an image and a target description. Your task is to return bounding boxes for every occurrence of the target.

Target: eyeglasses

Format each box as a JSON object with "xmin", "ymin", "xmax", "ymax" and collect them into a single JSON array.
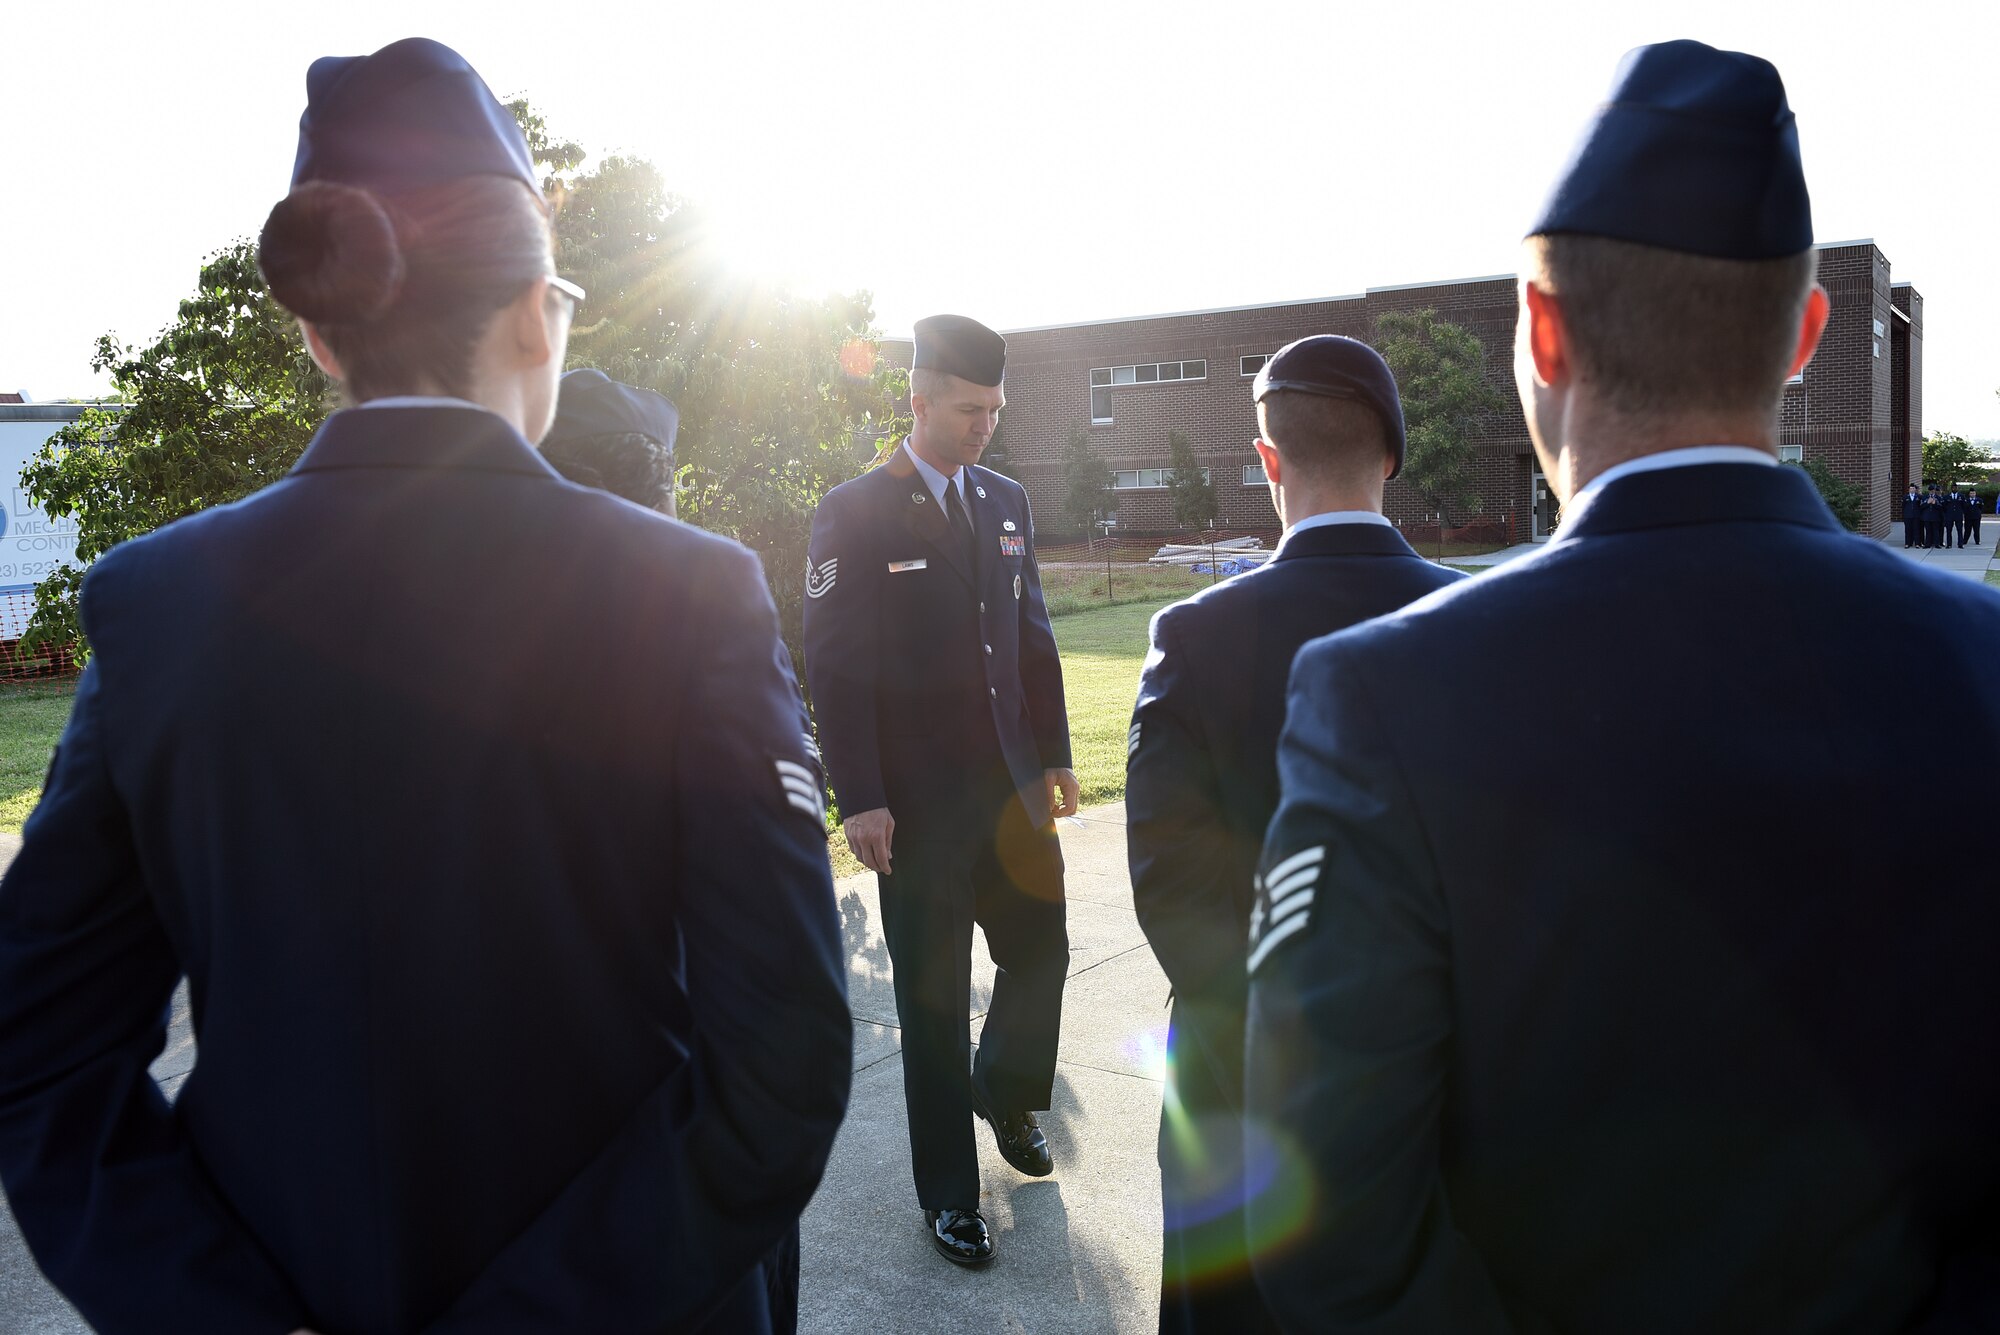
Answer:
[{"xmin": 546, "ymin": 275, "xmax": 586, "ymax": 316}]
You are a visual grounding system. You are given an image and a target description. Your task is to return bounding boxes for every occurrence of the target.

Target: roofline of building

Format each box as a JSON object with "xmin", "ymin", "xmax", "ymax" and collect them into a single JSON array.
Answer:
[
  {"xmin": 992, "ymin": 290, "xmax": 1370, "ymax": 338},
  {"xmin": 1365, "ymin": 272, "xmax": 1517, "ymax": 295},
  {"xmin": 0, "ymin": 403, "xmax": 124, "ymax": 422},
  {"xmin": 920, "ymin": 239, "xmax": 1894, "ymax": 341}
]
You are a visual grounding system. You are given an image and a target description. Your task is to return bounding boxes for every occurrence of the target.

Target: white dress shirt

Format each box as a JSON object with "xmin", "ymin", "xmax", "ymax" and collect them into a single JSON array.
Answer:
[
  {"xmin": 903, "ymin": 439, "xmax": 968, "ymax": 510},
  {"xmin": 1274, "ymin": 509, "xmax": 1393, "ymax": 557},
  {"xmin": 1560, "ymin": 445, "xmax": 1779, "ymax": 529},
  {"xmin": 356, "ymin": 395, "xmax": 494, "ymax": 414}
]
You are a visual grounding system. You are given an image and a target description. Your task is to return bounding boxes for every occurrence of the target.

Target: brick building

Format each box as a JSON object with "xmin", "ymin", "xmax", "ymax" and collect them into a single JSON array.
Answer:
[{"xmin": 968, "ymin": 240, "xmax": 1921, "ymax": 540}]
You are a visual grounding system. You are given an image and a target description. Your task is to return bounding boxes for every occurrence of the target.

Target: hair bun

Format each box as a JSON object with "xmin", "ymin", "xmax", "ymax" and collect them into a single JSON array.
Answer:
[{"xmin": 258, "ymin": 181, "xmax": 406, "ymax": 324}]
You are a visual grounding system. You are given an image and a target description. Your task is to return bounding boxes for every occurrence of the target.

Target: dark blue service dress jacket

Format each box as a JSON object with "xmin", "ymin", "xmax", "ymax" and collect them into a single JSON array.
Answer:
[
  {"xmin": 1127, "ymin": 520, "xmax": 1460, "ymax": 1334},
  {"xmin": 803, "ymin": 447, "xmax": 1069, "ymax": 837},
  {"xmin": 0, "ymin": 406, "xmax": 852, "ymax": 1335},
  {"xmin": 1128, "ymin": 520, "xmax": 1462, "ymax": 1036},
  {"xmin": 1246, "ymin": 461, "xmax": 2000, "ymax": 1334}
]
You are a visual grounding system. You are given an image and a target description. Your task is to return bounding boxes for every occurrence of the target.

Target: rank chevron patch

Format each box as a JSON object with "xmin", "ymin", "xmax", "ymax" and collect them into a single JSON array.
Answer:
[
  {"xmin": 1246, "ymin": 845, "xmax": 1325, "ymax": 976},
  {"xmin": 805, "ymin": 556, "xmax": 838, "ymax": 599},
  {"xmin": 773, "ymin": 758, "xmax": 826, "ymax": 823}
]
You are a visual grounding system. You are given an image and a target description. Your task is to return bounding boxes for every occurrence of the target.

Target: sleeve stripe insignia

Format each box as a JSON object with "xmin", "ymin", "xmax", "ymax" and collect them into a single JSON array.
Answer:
[
  {"xmin": 1247, "ymin": 844, "xmax": 1326, "ymax": 977},
  {"xmin": 1247, "ymin": 915, "xmax": 1311, "ymax": 977},
  {"xmin": 1126, "ymin": 720, "xmax": 1142, "ymax": 758},
  {"xmin": 805, "ymin": 557, "xmax": 839, "ymax": 599},
  {"xmin": 774, "ymin": 758, "xmax": 826, "ymax": 822},
  {"xmin": 1264, "ymin": 845, "xmax": 1326, "ymax": 886}
]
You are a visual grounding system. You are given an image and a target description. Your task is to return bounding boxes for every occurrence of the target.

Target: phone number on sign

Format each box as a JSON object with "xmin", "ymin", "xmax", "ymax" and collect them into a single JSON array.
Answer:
[{"xmin": 0, "ymin": 561, "xmax": 70, "ymax": 580}]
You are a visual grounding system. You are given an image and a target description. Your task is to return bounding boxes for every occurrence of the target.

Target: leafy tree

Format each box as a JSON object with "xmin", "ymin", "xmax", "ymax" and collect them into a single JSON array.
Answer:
[
  {"xmin": 19, "ymin": 245, "xmax": 331, "ymax": 658},
  {"xmin": 1057, "ymin": 427, "xmax": 1114, "ymax": 537},
  {"xmin": 544, "ymin": 152, "xmax": 905, "ymax": 669},
  {"xmin": 1373, "ymin": 308, "xmax": 1503, "ymax": 527},
  {"xmin": 1922, "ymin": 430, "xmax": 1989, "ymax": 488},
  {"xmin": 1164, "ymin": 430, "xmax": 1217, "ymax": 530},
  {"xmin": 20, "ymin": 104, "xmax": 903, "ymax": 676},
  {"xmin": 1789, "ymin": 457, "xmax": 1863, "ymax": 531}
]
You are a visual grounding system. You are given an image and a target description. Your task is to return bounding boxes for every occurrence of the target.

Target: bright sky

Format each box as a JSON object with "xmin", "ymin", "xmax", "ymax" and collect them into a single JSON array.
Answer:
[{"xmin": 5, "ymin": 0, "xmax": 1996, "ymax": 435}]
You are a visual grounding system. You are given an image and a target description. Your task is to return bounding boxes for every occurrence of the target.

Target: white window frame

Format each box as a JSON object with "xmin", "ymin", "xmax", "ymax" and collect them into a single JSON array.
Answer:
[
  {"xmin": 1242, "ymin": 463, "xmax": 1267, "ymax": 486},
  {"xmin": 1778, "ymin": 444, "xmax": 1804, "ymax": 463},
  {"xmin": 1112, "ymin": 465, "xmax": 1210, "ymax": 491},
  {"xmin": 1240, "ymin": 354, "xmax": 1269, "ymax": 377}
]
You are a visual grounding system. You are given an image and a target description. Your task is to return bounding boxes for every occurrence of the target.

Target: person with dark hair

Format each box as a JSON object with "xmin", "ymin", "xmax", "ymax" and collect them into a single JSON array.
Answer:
[
  {"xmin": 1945, "ymin": 485, "xmax": 1966, "ymax": 548},
  {"xmin": 0, "ymin": 37, "xmax": 849, "ymax": 1335},
  {"xmin": 1969, "ymin": 487, "xmax": 1986, "ymax": 546},
  {"xmin": 1926, "ymin": 484, "xmax": 1947, "ymax": 548},
  {"xmin": 805, "ymin": 314, "xmax": 1075, "ymax": 1268},
  {"xmin": 542, "ymin": 367, "xmax": 680, "ymax": 515},
  {"xmin": 1126, "ymin": 335, "xmax": 1460, "ymax": 1335},
  {"xmin": 1246, "ymin": 40, "xmax": 2000, "ymax": 1332},
  {"xmin": 1903, "ymin": 482, "xmax": 1922, "ymax": 547}
]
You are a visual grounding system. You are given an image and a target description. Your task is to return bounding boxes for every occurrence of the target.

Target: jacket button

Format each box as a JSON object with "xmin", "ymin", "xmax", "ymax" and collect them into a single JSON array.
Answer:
[
  {"xmin": 989, "ymin": 687, "xmax": 998, "ymax": 698},
  {"xmin": 979, "ymin": 601, "xmax": 986, "ymax": 613},
  {"xmin": 984, "ymin": 644, "xmax": 993, "ymax": 655}
]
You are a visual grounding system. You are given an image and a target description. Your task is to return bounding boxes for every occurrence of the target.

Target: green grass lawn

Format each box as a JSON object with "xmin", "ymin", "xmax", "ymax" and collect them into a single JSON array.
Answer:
[
  {"xmin": 1040, "ymin": 562, "xmax": 1213, "ymax": 617},
  {"xmin": 1986, "ymin": 568, "xmax": 2000, "ymax": 589},
  {"xmin": 1, "ymin": 682, "xmax": 76, "ymax": 834}
]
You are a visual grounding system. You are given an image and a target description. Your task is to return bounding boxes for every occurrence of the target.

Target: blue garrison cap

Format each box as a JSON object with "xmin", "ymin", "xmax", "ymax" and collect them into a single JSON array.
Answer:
[
  {"xmin": 290, "ymin": 37, "xmax": 541, "ymax": 199},
  {"xmin": 913, "ymin": 315, "xmax": 1006, "ymax": 387},
  {"xmin": 1253, "ymin": 335, "xmax": 1407, "ymax": 479},
  {"xmin": 1529, "ymin": 39, "xmax": 1812, "ymax": 259},
  {"xmin": 544, "ymin": 370, "xmax": 680, "ymax": 456}
]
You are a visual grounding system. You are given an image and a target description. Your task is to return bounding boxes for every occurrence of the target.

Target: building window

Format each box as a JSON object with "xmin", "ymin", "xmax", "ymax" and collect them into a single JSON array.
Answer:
[
  {"xmin": 1873, "ymin": 318, "xmax": 1886, "ymax": 338},
  {"xmin": 1874, "ymin": 340, "xmax": 1881, "ymax": 358},
  {"xmin": 1240, "ymin": 354, "xmax": 1269, "ymax": 377},
  {"xmin": 1778, "ymin": 444, "xmax": 1804, "ymax": 463},
  {"xmin": 1242, "ymin": 463, "xmax": 1266, "ymax": 486},
  {"xmin": 1087, "ymin": 360, "xmax": 1207, "ymax": 424},
  {"xmin": 1112, "ymin": 466, "xmax": 1209, "ymax": 490}
]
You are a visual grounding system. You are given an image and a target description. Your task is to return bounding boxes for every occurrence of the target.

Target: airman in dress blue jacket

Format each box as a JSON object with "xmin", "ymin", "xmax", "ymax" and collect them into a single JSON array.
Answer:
[
  {"xmin": 1246, "ymin": 40, "xmax": 2000, "ymax": 1332},
  {"xmin": 1126, "ymin": 335, "xmax": 1461, "ymax": 1334},
  {"xmin": 0, "ymin": 40, "xmax": 850, "ymax": 1335},
  {"xmin": 804, "ymin": 315, "xmax": 1076, "ymax": 1268}
]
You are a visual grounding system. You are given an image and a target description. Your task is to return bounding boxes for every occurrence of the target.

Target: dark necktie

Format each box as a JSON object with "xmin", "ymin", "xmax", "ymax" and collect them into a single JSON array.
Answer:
[{"xmin": 944, "ymin": 480, "xmax": 976, "ymax": 567}]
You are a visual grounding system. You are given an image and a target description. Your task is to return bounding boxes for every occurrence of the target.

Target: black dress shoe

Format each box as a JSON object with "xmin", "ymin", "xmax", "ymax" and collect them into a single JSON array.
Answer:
[
  {"xmin": 925, "ymin": 1207, "xmax": 994, "ymax": 1266},
  {"xmin": 970, "ymin": 1080, "xmax": 1054, "ymax": 1177}
]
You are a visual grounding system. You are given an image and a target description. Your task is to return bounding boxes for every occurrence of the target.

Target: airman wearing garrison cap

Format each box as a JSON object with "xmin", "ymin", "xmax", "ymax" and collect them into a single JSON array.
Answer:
[
  {"xmin": 1127, "ymin": 331, "xmax": 1459, "ymax": 1334},
  {"xmin": 1245, "ymin": 39, "xmax": 2000, "ymax": 1331},
  {"xmin": 0, "ymin": 37, "xmax": 848, "ymax": 1335},
  {"xmin": 804, "ymin": 314, "xmax": 1075, "ymax": 1268}
]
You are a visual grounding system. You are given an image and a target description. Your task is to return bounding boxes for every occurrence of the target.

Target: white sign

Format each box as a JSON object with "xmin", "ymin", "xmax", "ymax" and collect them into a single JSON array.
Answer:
[{"xmin": 1, "ymin": 418, "xmax": 86, "ymax": 640}]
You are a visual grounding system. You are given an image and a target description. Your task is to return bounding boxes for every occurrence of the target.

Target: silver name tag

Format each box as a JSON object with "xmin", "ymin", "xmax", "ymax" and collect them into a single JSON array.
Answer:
[{"xmin": 888, "ymin": 559, "xmax": 928, "ymax": 573}]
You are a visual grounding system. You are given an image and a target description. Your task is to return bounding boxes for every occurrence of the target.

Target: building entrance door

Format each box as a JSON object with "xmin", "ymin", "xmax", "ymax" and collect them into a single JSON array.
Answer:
[{"xmin": 1533, "ymin": 471, "xmax": 1561, "ymax": 540}]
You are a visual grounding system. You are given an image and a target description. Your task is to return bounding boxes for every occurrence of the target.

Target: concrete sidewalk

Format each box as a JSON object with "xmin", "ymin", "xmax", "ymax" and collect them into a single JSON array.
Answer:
[
  {"xmin": 0, "ymin": 810, "xmax": 1168, "ymax": 1333},
  {"xmin": 1883, "ymin": 521, "xmax": 1997, "ymax": 580},
  {"xmin": 800, "ymin": 802, "xmax": 1164, "ymax": 1333}
]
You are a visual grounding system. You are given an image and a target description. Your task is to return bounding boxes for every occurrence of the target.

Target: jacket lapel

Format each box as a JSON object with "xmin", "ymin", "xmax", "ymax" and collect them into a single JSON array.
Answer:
[{"xmin": 878, "ymin": 442, "xmax": 976, "ymax": 587}]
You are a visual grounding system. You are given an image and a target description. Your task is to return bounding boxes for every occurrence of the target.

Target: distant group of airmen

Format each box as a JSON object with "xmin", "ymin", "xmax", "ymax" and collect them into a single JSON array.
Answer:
[
  {"xmin": 2, "ymin": 27, "xmax": 1998, "ymax": 1335},
  {"xmin": 1904, "ymin": 481, "xmax": 1987, "ymax": 549}
]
